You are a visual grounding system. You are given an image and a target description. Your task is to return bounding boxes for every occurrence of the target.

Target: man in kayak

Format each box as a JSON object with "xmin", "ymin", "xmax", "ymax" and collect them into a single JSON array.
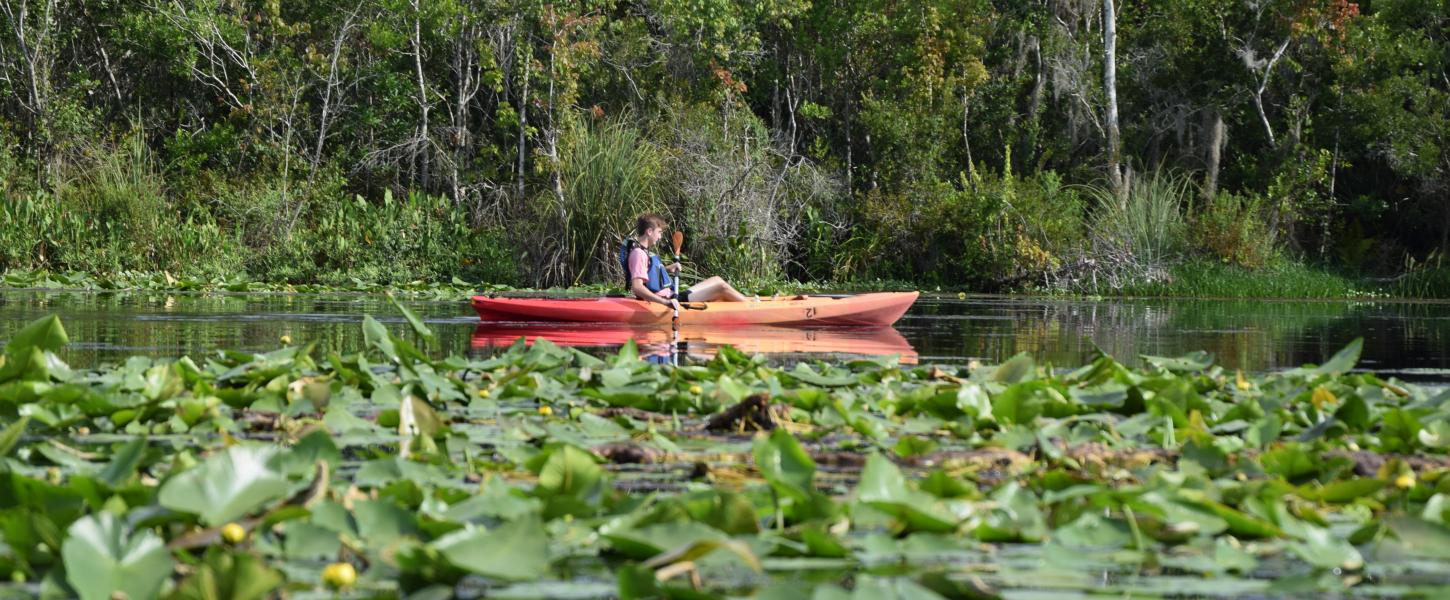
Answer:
[{"xmin": 621, "ymin": 213, "xmax": 750, "ymax": 309}]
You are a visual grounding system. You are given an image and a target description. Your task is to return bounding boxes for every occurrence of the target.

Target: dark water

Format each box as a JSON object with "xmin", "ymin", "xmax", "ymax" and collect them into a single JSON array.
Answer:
[{"xmin": 3, "ymin": 290, "xmax": 1450, "ymax": 378}]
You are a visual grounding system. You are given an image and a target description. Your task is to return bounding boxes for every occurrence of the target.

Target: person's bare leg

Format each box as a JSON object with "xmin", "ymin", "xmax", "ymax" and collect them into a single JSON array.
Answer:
[{"xmin": 685, "ymin": 276, "xmax": 750, "ymax": 302}]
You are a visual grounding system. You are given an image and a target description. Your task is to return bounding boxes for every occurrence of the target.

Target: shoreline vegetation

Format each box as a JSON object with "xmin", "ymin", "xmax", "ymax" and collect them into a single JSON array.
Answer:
[
  {"xmin": 5, "ymin": 311, "xmax": 1450, "ymax": 596},
  {"xmin": 1, "ymin": 3, "xmax": 1448, "ymax": 302},
  {"xmin": 0, "ymin": 261, "xmax": 1445, "ymax": 301}
]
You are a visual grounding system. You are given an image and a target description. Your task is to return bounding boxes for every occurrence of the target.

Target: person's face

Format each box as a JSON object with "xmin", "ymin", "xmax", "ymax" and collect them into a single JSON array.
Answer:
[{"xmin": 646, "ymin": 225, "xmax": 664, "ymax": 246}]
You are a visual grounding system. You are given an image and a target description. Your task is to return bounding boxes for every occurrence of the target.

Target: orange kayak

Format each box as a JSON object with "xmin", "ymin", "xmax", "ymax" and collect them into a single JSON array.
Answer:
[
  {"xmin": 470, "ymin": 292, "xmax": 919, "ymax": 326},
  {"xmin": 471, "ymin": 323, "xmax": 918, "ymax": 363}
]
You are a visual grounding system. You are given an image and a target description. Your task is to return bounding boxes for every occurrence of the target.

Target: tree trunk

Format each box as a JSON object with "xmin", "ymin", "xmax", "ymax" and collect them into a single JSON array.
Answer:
[
  {"xmin": 410, "ymin": 0, "xmax": 431, "ymax": 191},
  {"xmin": 1203, "ymin": 110, "xmax": 1225, "ymax": 201},
  {"xmin": 1103, "ymin": 0, "xmax": 1124, "ymax": 205}
]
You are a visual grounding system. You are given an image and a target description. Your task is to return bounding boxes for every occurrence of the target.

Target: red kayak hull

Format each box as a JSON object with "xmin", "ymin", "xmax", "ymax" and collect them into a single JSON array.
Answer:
[{"xmin": 470, "ymin": 292, "xmax": 919, "ymax": 326}]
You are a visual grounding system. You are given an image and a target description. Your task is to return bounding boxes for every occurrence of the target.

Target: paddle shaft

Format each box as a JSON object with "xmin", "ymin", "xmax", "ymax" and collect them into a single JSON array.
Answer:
[{"xmin": 670, "ymin": 231, "xmax": 684, "ymax": 330}]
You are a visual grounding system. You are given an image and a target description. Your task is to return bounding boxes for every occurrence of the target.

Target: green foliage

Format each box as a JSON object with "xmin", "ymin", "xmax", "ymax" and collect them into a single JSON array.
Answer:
[
  {"xmin": 849, "ymin": 168, "xmax": 1084, "ymax": 288},
  {"xmin": 1191, "ymin": 192, "xmax": 1278, "ymax": 269},
  {"xmin": 10, "ymin": 314, "xmax": 1450, "ymax": 595},
  {"xmin": 0, "ymin": 0, "xmax": 1448, "ymax": 295}
]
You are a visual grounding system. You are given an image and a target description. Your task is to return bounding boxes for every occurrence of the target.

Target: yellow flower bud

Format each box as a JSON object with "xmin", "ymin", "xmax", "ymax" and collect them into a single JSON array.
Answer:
[
  {"xmin": 1395, "ymin": 472, "xmax": 1416, "ymax": 490},
  {"xmin": 537, "ymin": 405, "xmax": 553, "ymax": 416},
  {"xmin": 221, "ymin": 523, "xmax": 247, "ymax": 544},
  {"xmin": 321, "ymin": 562, "xmax": 357, "ymax": 589}
]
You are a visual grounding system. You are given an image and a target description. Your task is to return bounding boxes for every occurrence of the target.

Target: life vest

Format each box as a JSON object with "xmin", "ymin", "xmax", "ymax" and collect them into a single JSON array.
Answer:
[{"xmin": 619, "ymin": 239, "xmax": 674, "ymax": 294}]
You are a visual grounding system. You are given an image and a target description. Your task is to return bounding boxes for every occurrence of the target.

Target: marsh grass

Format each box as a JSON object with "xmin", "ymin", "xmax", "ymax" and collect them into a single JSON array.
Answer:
[
  {"xmin": 1117, "ymin": 259, "xmax": 1375, "ymax": 298},
  {"xmin": 525, "ymin": 117, "xmax": 664, "ymax": 288}
]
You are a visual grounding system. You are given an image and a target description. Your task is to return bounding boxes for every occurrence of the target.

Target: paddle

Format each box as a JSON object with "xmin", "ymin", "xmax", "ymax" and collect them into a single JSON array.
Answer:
[{"xmin": 670, "ymin": 230, "xmax": 684, "ymax": 330}]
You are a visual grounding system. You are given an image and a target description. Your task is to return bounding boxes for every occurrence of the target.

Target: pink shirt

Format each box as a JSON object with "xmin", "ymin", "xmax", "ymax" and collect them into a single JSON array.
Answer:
[{"xmin": 628, "ymin": 248, "xmax": 673, "ymax": 298}]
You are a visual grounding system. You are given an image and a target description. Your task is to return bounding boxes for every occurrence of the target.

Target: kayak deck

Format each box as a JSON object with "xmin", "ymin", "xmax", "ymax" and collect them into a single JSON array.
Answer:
[{"xmin": 471, "ymin": 291, "xmax": 918, "ymax": 326}]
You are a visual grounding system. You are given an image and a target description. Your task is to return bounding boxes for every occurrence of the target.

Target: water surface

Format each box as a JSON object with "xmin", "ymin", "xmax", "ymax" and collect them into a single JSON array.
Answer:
[{"xmin": 3, "ymin": 290, "xmax": 1450, "ymax": 378}]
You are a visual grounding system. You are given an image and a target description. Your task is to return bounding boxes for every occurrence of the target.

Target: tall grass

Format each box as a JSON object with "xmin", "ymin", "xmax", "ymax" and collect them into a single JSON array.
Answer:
[
  {"xmin": 1087, "ymin": 169, "xmax": 1190, "ymax": 266},
  {"xmin": 1, "ymin": 134, "xmax": 239, "ymax": 275},
  {"xmin": 530, "ymin": 117, "xmax": 664, "ymax": 287}
]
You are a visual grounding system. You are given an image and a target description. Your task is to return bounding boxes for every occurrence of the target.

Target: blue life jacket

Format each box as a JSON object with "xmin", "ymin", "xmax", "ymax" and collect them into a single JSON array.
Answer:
[{"xmin": 619, "ymin": 239, "xmax": 673, "ymax": 294}]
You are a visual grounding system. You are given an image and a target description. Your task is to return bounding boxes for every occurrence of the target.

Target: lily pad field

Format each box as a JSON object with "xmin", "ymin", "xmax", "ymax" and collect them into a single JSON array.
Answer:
[{"xmin": 7, "ymin": 302, "xmax": 1450, "ymax": 599}]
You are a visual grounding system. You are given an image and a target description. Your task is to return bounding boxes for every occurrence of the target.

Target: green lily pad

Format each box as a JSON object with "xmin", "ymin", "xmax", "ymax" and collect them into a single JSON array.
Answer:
[
  {"xmin": 61, "ymin": 513, "xmax": 173, "ymax": 600},
  {"xmin": 158, "ymin": 444, "xmax": 290, "ymax": 525}
]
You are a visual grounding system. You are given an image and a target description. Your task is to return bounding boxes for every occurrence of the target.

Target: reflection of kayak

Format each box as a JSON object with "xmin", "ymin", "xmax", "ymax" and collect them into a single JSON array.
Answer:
[
  {"xmin": 471, "ymin": 292, "xmax": 919, "ymax": 326},
  {"xmin": 470, "ymin": 324, "xmax": 918, "ymax": 363}
]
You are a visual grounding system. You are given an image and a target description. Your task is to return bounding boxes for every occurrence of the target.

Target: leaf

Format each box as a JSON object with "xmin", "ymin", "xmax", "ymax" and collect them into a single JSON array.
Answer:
[
  {"xmin": 434, "ymin": 516, "xmax": 551, "ymax": 581},
  {"xmin": 856, "ymin": 454, "xmax": 960, "ymax": 533},
  {"xmin": 1292, "ymin": 338, "xmax": 1362, "ymax": 377},
  {"xmin": 1286, "ymin": 525, "xmax": 1363, "ymax": 570},
  {"xmin": 387, "ymin": 293, "xmax": 435, "ymax": 344},
  {"xmin": 97, "ymin": 438, "xmax": 148, "ymax": 487},
  {"xmin": 362, "ymin": 315, "xmax": 400, "ymax": 362},
  {"xmin": 166, "ymin": 547, "xmax": 284, "ymax": 600},
  {"xmin": 0, "ymin": 416, "xmax": 29, "ymax": 458},
  {"xmin": 158, "ymin": 444, "xmax": 290, "ymax": 525},
  {"xmin": 1386, "ymin": 516, "xmax": 1450, "ymax": 559},
  {"xmin": 5, "ymin": 315, "xmax": 68, "ymax": 355},
  {"xmin": 752, "ymin": 429, "xmax": 816, "ymax": 501},
  {"xmin": 1142, "ymin": 351, "xmax": 1214, "ymax": 373},
  {"xmin": 603, "ymin": 521, "xmax": 728, "ymax": 559},
  {"xmin": 989, "ymin": 353, "xmax": 1035, "ymax": 384},
  {"xmin": 61, "ymin": 513, "xmax": 174, "ymax": 600},
  {"xmin": 355, "ymin": 499, "xmax": 420, "ymax": 545},
  {"xmin": 1299, "ymin": 478, "xmax": 1385, "ymax": 504},
  {"xmin": 642, "ymin": 536, "xmax": 762, "ymax": 572}
]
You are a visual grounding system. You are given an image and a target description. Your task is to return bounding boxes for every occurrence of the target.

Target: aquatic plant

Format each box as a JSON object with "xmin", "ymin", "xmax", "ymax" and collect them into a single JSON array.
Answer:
[{"xmin": 4, "ymin": 310, "xmax": 1450, "ymax": 597}]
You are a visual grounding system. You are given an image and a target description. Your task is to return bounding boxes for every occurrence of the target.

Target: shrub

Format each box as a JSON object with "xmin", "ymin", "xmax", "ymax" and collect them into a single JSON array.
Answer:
[
  {"xmin": 1190, "ymin": 192, "xmax": 1277, "ymax": 269},
  {"xmin": 845, "ymin": 168, "xmax": 1086, "ymax": 289}
]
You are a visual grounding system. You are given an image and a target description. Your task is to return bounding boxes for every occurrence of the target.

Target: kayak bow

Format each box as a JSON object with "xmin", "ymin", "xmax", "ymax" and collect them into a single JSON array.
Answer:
[{"xmin": 471, "ymin": 291, "xmax": 918, "ymax": 326}]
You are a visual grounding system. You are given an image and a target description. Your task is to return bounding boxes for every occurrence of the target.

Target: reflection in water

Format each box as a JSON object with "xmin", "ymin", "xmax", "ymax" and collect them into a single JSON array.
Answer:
[
  {"xmin": 4, "ymin": 290, "xmax": 1450, "ymax": 379},
  {"xmin": 470, "ymin": 323, "xmax": 918, "ymax": 364}
]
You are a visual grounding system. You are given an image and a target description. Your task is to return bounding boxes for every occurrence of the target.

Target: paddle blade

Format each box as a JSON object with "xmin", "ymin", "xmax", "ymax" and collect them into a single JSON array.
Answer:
[{"xmin": 671, "ymin": 231, "xmax": 684, "ymax": 255}]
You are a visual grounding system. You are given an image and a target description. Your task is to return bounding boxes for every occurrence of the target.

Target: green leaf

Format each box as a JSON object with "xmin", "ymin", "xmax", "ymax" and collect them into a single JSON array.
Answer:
[
  {"xmin": 61, "ymin": 513, "xmax": 174, "ymax": 600},
  {"xmin": 0, "ymin": 416, "xmax": 29, "ymax": 458},
  {"xmin": 1286, "ymin": 525, "xmax": 1363, "ymax": 570},
  {"xmin": 1313, "ymin": 338, "xmax": 1363, "ymax": 377},
  {"xmin": 1299, "ymin": 478, "xmax": 1385, "ymax": 504},
  {"xmin": 603, "ymin": 521, "xmax": 728, "ymax": 559},
  {"xmin": 5, "ymin": 315, "xmax": 68, "ymax": 355},
  {"xmin": 97, "ymin": 438, "xmax": 148, "ymax": 487},
  {"xmin": 1142, "ymin": 351, "xmax": 1214, "ymax": 373},
  {"xmin": 158, "ymin": 444, "xmax": 290, "ymax": 525},
  {"xmin": 387, "ymin": 294, "xmax": 435, "ymax": 344},
  {"xmin": 362, "ymin": 315, "xmax": 400, "ymax": 362},
  {"xmin": 355, "ymin": 499, "xmax": 420, "ymax": 545},
  {"xmin": 166, "ymin": 547, "xmax": 284, "ymax": 600},
  {"xmin": 752, "ymin": 429, "xmax": 816, "ymax": 501},
  {"xmin": 434, "ymin": 516, "xmax": 551, "ymax": 581},
  {"xmin": 856, "ymin": 454, "xmax": 960, "ymax": 533},
  {"xmin": 1386, "ymin": 516, "xmax": 1450, "ymax": 559},
  {"xmin": 989, "ymin": 353, "xmax": 1035, "ymax": 384}
]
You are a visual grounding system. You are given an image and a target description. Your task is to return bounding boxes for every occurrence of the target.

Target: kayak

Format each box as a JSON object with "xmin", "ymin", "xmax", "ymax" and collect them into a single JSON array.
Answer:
[
  {"xmin": 471, "ymin": 323, "xmax": 917, "ymax": 363},
  {"xmin": 470, "ymin": 291, "xmax": 919, "ymax": 326}
]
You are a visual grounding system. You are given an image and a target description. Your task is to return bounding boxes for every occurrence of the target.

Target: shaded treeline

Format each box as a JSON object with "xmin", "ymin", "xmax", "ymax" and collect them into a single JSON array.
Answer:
[{"xmin": 0, "ymin": 0, "xmax": 1445, "ymax": 291}]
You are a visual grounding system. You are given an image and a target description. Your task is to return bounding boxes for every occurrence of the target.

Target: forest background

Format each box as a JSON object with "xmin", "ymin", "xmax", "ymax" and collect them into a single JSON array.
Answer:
[{"xmin": 0, "ymin": 0, "xmax": 1446, "ymax": 297}]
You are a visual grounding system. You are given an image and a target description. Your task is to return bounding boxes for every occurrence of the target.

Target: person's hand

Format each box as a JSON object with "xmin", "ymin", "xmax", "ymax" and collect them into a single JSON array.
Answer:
[
  {"xmin": 666, "ymin": 298, "xmax": 681, "ymax": 311},
  {"xmin": 666, "ymin": 262, "xmax": 682, "ymax": 274}
]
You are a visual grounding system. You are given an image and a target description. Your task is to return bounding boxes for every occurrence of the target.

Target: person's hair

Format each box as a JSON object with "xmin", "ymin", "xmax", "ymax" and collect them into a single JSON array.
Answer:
[{"xmin": 634, "ymin": 213, "xmax": 668, "ymax": 237}]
